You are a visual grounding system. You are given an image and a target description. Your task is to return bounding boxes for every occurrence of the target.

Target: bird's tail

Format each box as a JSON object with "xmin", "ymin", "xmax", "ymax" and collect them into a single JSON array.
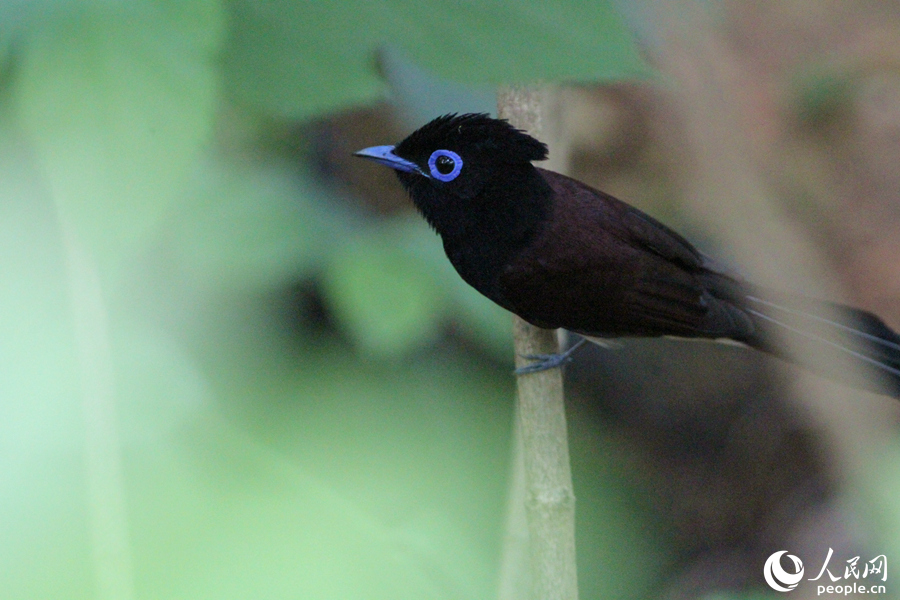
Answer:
[{"xmin": 740, "ymin": 293, "xmax": 900, "ymax": 400}]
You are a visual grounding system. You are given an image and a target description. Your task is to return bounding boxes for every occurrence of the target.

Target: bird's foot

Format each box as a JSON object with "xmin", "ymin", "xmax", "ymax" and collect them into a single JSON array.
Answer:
[{"xmin": 514, "ymin": 338, "xmax": 587, "ymax": 375}]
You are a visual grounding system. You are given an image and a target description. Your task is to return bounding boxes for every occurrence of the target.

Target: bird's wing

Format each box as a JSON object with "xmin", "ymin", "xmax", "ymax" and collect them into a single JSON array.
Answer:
[
  {"xmin": 614, "ymin": 202, "xmax": 756, "ymax": 338},
  {"xmin": 499, "ymin": 170, "xmax": 750, "ymax": 339},
  {"xmin": 616, "ymin": 205, "xmax": 703, "ymax": 271},
  {"xmin": 535, "ymin": 168, "xmax": 702, "ymax": 269}
]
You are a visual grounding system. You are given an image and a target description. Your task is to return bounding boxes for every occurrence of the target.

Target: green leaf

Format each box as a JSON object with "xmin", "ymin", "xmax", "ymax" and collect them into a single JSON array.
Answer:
[
  {"xmin": 793, "ymin": 68, "xmax": 854, "ymax": 127},
  {"xmin": 379, "ymin": 45, "xmax": 497, "ymax": 126},
  {"xmin": 122, "ymin": 345, "xmax": 515, "ymax": 600},
  {"xmin": 386, "ymin": 0, "xmax": 649, "ymax": 83},
  {"xmin": 13, "ymin": 1, "xmax": 225, "ymax": 278},
  {"xmin": 223, "ymin": 0, "xmax": 649, "ymax": 120},
  {"xmin": 323, "ymin": 217, "xmax": 513, "ymax": 360},
  {"xmin": 568, "ymin": 416, "xmax": 674, "ymax": 600},
  {"xmin": 322, "ymin": 225, "xmax": 448, "ymax": 357},
  {"xmin": 168, "ymin": 157, "xmax": 344, "ymax": 290}
]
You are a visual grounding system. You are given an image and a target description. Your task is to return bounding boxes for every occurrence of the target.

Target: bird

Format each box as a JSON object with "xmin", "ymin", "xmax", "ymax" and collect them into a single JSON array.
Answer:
[{"xmin": 354, "ymin": 113, "xmax": 900, "ymax": 399}]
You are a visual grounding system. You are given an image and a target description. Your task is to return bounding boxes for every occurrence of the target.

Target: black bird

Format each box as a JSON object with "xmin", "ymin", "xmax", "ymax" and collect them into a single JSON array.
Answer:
[{"xmin": 355, "ymin": 113, "xmax": 900, "ymax": 399}]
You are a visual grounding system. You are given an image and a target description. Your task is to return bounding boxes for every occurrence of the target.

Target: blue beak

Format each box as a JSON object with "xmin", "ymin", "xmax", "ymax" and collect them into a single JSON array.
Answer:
[{"xmin": 353, "ymin": 145, "xmax": 426, "ymax": 176}]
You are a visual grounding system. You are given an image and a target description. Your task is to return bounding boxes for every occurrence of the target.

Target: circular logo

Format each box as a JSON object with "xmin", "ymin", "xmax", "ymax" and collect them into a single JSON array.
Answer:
[{"xmin": 764, "ymin": 551, "xmax": 805, "ymax": 592}]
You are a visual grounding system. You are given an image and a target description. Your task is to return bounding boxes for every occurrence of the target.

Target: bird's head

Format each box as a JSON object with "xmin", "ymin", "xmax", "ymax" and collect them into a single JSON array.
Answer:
[{"xmin": 354, "ymin": 114, "xmax": 549, "ymax": 226}]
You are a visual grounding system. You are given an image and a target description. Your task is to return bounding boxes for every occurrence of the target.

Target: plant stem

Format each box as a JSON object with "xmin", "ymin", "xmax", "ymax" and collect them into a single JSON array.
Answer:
[
  {"xmin": 497, "ymin": 87, "xmax": 579, "ymax": 600},
  {"xmin": 61, "ymin": 222, "xmax": 135, "ymax": 600}
]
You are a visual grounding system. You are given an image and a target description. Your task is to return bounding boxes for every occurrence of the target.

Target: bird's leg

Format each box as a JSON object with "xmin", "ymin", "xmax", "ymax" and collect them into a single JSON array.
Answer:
[{"xmin": 514, "ymin": 337, "xmax": 587, "ymax": 375}]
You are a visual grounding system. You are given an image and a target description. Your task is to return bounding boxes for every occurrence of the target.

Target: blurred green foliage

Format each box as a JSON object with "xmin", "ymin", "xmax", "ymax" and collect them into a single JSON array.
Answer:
[
  {"xmin": 0, "ymin": 1, "xmax": 677, "ymax": 599},
  {"xmin": 13, "ymin": 0, "xmax": 225, "ymax": 276},
  {"xmin": 223, "ymin": 0, "xmax": 650, "ymax": 120}
]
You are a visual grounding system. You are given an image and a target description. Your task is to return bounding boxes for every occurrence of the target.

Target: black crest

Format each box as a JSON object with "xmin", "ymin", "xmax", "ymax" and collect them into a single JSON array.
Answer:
[{"xmin": 395, "ymin": 113, "xmax": 548, "ymax": 163}]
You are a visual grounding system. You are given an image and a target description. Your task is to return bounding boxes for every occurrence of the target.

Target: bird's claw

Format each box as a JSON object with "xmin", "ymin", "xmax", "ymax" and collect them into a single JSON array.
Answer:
[
  {"xmin": 514, "ymin": 338, "xmax": 587, "ymax": 375},
  {"xmin": 515, "ymin": 352, "xmax": 572, "ymax": 374}
]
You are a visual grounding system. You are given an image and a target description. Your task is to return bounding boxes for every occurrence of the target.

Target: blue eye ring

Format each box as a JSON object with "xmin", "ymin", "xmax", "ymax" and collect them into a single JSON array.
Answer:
[{"xmin": 427, "ymin": 149, "xmax": 463, "ymax": 182}]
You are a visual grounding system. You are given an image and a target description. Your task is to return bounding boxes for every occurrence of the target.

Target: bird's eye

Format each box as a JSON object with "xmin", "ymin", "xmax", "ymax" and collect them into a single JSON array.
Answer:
[{"xmin": 427, "ymin": 149, "xmax": 462, "ymax": 182}]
